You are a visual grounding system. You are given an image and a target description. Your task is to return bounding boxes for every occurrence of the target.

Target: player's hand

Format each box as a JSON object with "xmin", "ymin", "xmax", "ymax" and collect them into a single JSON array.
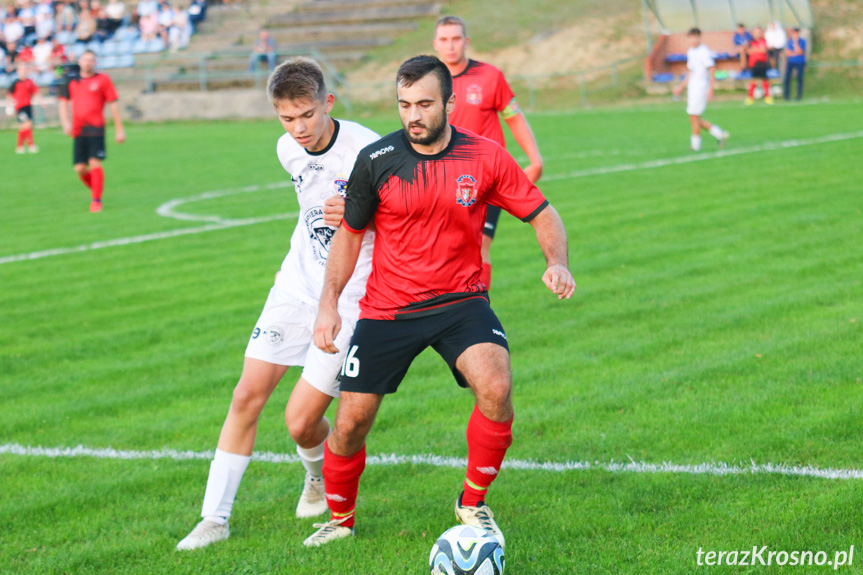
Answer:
[
  {"xmin": 62, "ymin": 123, "xmax": 71, "ymax": 136},
  {"xmin": 314, "ymin": 305, "xmax": 342, "ymax": 354},
  {"xmin": 323, "ymin": 194, "xmax": 345, "ymax": 228},
  {"xmin": 524, "ymin": 163, "xmax": 543, "ymax": 183},
  {"xmin": 672, "ymin": 85, "xmax": 683, "ymax": 98},
  {"xmin": 542, "ymin": 264, "xmax": 576, "ymax": 300},
  {"xmin": 4, "ymin": 105, "xmax": 13, "ymax": 118},
  {"xmin": 115, "ymin": 128, "xmax": 126, "ymax": 144}
]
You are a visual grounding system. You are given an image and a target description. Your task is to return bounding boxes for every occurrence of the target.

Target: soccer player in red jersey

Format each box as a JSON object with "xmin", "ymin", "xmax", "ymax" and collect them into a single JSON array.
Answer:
[
  {"xmin": 745, "ymin": 26, "xmax": 773, "ymax": 106},
  {"xmin": 303, "ymin": 55, "xmax": 575, "ymax": 548},
  {"xmin": 58, "ymin": 51, "xmax": 126, "ymax": 213},
  {"xmin": 433, "ymin": 15, "xmax": 544, "ymax": 289},
  {"xmin": 7, "ymin": 61, "xmax": 40, "ymax": 154}
]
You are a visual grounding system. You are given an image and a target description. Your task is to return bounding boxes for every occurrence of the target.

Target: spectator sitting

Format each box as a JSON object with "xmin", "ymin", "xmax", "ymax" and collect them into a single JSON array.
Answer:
[
  {"xmin": 18, "ymin": 0, "xmax": 37, "ymax": 44},
  {"xmin": 187, "ymin": 0, "xmax": 205, "ymax": 29},
  {"xmin": 35, "ymin": 10, "xmax": 55, "ymax": 39},
  {"xmin": 157, "ymin": 1, "xmax": 174, "ymax": 45},
  {"xmin": 247, "ymin": 28, "xmax": 275, "ymax": 72},
  {"xmin": 91, "ymin": 0, "xmax": 113, "ymax": 41},
  {"xmin": 139, "ymin": 11, "xmax": 158, "ymax": 40},
  {"xmin": 35, "ymin": 0, "xmax": 54, "ymax": 20},
  {"xmin": 32, "ymin": 33, "xmax": 52, "ymax": 70},
  {"xmin": 75, "ymin": 7, "xmax": 95, "ymax": 43},
  {"xmin": 733, "ymin": 23, "xmax": 752, "ymax": 67},
  {"xmin": 56, "ymin": 0, "xmax": 76, "ymax": 33},
  {"xmin": 168, "ymin": 5, "xmax": 191, "ymax": 51},
  {"xmin": 4, "ymin": 13, "xmax": 26, "ymax": 50},
  {"xmin": 50, "ymin": 35, "xmax": 67, "ymax": 65},
  {"xmin": 765, "ymin": 20, "xmax": 786, "ymax": 70},
  {"xmin": 104, "ymin": 0, "xmax": 126, "ymax": 34},
  {"xmin": 137, "ymin": 0, "xmax": 159, "ymax": 22},
  {"xmin": 784, "ymin": 27, "xmax": 806, "ymax": 100}
]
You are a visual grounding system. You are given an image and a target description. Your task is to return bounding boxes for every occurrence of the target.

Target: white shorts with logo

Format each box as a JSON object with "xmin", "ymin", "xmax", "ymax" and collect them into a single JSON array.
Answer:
[
  {"xmin": 244, "ymin": 287, "xmax": 358, "ymax": 398},
  {"xmin": 687, "ymin": 87, "xmax": 708, "ymax": 116}
]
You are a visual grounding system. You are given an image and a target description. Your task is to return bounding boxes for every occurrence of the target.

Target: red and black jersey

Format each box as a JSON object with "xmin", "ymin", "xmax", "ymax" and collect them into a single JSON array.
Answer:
[
  {"xmin": 343, "ymin": 126, "xmax": 548, "ymax": 321},
  {"xmin": 58, "ymin": 73, "xmax": 118, "ymax": 138},
  {"xmin": 9, "ymin": 78, "xmax": 38, "ymax": 111},
  {"xmin": 748, "ymin": 38, "xmax": 769, "ymax": 66},
  {"xmin": 449, "ymin": 59, "xmax": 517, "ymax": 149}
]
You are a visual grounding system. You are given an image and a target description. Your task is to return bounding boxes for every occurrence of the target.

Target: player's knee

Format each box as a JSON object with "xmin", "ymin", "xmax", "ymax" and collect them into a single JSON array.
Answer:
[
  {"xmin": 230, "ymin": 381, "xmax": 267, "ymax": 414},
  {"xmin": 286, "ymin": 414, "xmax": 317, "ymax": 446},
  {"xmin": 479, "ymin": 378, "xmax": 512, "ymax": 406},
  {"xmin": 74, "ymin": 164, "xmax": 89, "ymax": 175}
]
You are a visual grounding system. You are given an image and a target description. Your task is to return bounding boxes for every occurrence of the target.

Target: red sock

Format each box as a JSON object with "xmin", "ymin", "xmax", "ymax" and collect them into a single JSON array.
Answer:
[
  {"xmin": 24, "ymin": 128, "xmax": 34, "ymax": 145},
  {"xmin": 322, "ymin": 442, "xmax": 365, "ymax": 528},
  {"xmin": 17, "ymin": 130, "xmax": 25, "ymax": 147},
  {"xmin": 463, "ymin": 405, "xmax": 513, "ymax": 507},
  {"xmin": 480, "ymin": 262, "xmax": 492, "ymax": 289},
  {"xmin": 763, "ymin": 80, "xmax": 770, "ymax": 94},
  {"xmin": 748, "ymin": 82, "xmax": 756, "ymax": 98},
  {"xmin": 79, "ymin": 170, "xmax": 92, "ymax": 189},
  {"xmin": 90, "ymin": 166, "xmax": 104, "ymax": 202}
]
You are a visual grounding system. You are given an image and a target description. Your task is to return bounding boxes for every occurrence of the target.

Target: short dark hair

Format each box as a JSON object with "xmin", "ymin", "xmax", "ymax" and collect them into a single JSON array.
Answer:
[
  {"xmin": 81, "ymin": 49, "xmax": 97, "ymax": 58},
  {"xmin": 688, "ymin": 27, "xmax": 701, "ymax": 37},
  {"xmin": 435, "ymin": 15, "xmax": 467, "ymax": 37},
  {"xmin": 738, "ymin": 23, "xmax": 745, "ymax": 28},
  {"xmin": 266, "ymin": 57, "xmax": 328, "ymax": 104},
  {"xmin": 396, "ymin": 55, "xmax": 453, "ymax": 104},
  {"xmin": 793, "ymin": 27, "xmax": 800, "ymax": 32}
]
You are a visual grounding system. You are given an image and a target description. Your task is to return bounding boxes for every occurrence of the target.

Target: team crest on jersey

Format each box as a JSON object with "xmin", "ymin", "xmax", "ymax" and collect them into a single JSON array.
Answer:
[
  {"xmin": 334, "ymin": 178, "xmax": 348, "ymax": 198},
  {"xmin": 466, "ymin": 84, "xmax": 483, "ymax": 105},
  {"xmin": 456, "ymin": 175, "xmax": 478, "ymax": 207},
  {"xmin": 304, "ymin": 206, "xmax": 335, "ymax": 265}
]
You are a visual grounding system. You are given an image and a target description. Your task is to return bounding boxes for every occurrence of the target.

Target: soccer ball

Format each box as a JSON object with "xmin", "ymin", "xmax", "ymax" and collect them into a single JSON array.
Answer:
[{"xmin": 429, "ymin": 525, "xmax": 505, "ymax": 575}]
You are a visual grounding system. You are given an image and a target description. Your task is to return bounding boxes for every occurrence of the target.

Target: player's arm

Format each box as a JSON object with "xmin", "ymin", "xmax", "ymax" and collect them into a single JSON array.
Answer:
[
  {"xmin": 529, "ymin": 204, "xmax": 576, "ymax": 300},
  {"xmin": 707, "ymin": 66, "xmax": 716, "ymax": 100},
  {"xmin": 673, "ymin": 73, "xmax": 689, "ymax": 97},
  {"xmin": 314, "ymin": 228, "xmax": 364, "ymax": 353},
  {"xmin": 58, "ymin": 96, "xmax": 72, "ymax": 135},
  {"xmin": 503, "ymin": 110, "xmax": 543, "ymax": 183},
  {"xmin": 109, "ymin": 101, "xmax": 125, "ymax": 143}
]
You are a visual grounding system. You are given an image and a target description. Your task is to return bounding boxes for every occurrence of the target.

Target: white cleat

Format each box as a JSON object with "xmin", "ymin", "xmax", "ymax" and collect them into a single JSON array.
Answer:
[
  {"xmin": 28, "ymin": 144, "xmax": 39, "ymax": 153},
  {"xmin": 296, "ymin": 473, "xmax": 328, "ymax": 518},
  {"xmin": 454, "ymin": 493, "xmax": 506, "ymax": 549},
  {"xmin": 302, "ymin": 517, "xmax": 354, "ymax": 547},
  {"xmin": 176, "ymin": 518, "xmax": 230, "ymax": 551},
  {"xmin": 15, "ymin": 146, "xmax": 26, "ymax": 154},
  {"xmin": 718, "ymin": 131, "xmax": 730, "ymax": 149}
]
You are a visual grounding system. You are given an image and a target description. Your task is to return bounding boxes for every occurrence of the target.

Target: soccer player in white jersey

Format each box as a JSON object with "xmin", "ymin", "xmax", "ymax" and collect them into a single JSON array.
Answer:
[
  {"xmin": 672, "ymin": 28, "xmax": 730, "ymax": 152},
  {"xmin": 176, "ymin": 58, "xmax": 379, "ymax": 551}
]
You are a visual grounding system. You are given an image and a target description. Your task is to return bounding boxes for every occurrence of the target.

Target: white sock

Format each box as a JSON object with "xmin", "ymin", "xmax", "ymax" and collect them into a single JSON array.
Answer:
[
  {"xmin": 200, "ymin": 449, "xmax": 251, "ymax": 519},
  {"xmin": 691, "ymin": 135, "xmax": 702, "ymax": 151},
  {"xmin": 296, "ymin": 417, "xmax": 330, "ymax": 478},
  {"xmin": 709, "ymin": 125, "xmax": 724, "ymax": 139}
]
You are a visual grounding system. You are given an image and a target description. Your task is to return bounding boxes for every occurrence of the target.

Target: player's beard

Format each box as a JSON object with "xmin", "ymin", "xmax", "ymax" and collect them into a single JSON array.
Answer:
[{"xmin": 403, "ymin": 111, "xmax": 448, "ymax": 146}]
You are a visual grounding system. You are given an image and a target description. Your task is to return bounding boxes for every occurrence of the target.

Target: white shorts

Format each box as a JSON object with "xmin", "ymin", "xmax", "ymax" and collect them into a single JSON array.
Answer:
[
  {"xmin": 244, "ymin": 287, "xmax": 358, "ymax": 398},
  {"xmin": 687, "ymin": 89, "xmax": 708, "ymax": 116}
]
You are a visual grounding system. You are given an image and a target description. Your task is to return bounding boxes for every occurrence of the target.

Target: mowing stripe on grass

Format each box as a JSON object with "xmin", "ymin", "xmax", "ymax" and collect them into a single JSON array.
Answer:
[
  {"xmin": 3, "ymin": 443, "xmax": 862, "ymax": 481},
  {"xmin": 2, "ymin": 130, "xmax": 862, "ymax": 267}
]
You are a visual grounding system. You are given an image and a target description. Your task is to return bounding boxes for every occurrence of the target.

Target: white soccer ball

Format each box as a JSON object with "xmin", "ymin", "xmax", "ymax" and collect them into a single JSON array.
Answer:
[
  {"xmin": 753, "ymin": 86, "xmax": 765, "ymax": 99},
  {"xmin": 770, "ymin": 85, "xmax": 784, "ymax": 97},
  {"xmin": 429, "ymin": 525, "xmax": 504, "ymax": 575}
]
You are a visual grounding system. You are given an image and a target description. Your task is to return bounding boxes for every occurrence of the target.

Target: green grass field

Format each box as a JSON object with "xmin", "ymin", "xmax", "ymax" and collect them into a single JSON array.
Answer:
[{"xmin": 2, "ymin": 97, "xmax": 862, "ymax": 574}]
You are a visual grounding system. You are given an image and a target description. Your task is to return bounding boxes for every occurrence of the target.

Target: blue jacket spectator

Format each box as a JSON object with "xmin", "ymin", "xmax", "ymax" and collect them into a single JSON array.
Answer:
[{"xmin": 784, "ymin": 29, "xmax": 806, "ymax": 100}]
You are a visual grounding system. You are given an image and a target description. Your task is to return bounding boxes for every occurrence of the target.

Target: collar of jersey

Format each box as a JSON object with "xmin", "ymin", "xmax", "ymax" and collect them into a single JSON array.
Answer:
[
  {"xmin": 452, "ymin": 59, "xmax": 476, "ymax": 79},
  {"xmin": 401, "ymin": 125, "xmax": 459, "ymax": 161},
  {"xmin": 304, "ymin": 119, "xmax": 340, "ymax": 156}
]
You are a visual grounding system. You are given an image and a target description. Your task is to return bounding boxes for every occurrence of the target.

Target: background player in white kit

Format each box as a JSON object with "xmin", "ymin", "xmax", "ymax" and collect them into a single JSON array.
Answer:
[
  {"xmin": 177, "ymin": 58, "xmax": 379, "ymax": 551},
  {"xmin": 673, "ymin": 28, "xmax": 730, "ymax": 152}
]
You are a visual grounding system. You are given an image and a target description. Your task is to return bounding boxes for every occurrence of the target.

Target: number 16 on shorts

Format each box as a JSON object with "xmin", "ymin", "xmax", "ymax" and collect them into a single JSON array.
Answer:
[{"xmin": 341, "ymin": 345, "xmax": 360, "ymax": 378}]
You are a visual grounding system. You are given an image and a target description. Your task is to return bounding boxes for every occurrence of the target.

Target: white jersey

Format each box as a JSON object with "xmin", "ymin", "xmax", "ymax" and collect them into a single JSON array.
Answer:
[
  {"xmin": 274, "ymin": 119, "xmax": 379, "ymax": 309},
  {"xmin": 686, "ymin": 44, "xmax": 715, "ymax": 91}
]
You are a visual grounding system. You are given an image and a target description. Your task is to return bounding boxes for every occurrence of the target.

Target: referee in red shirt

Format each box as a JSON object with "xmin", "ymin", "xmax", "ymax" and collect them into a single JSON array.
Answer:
[
  {"xmin": 58, "ymin": 51, "xmax": 126, "ymax": 213},
  {"xmin": 433, "ymin": 15, "xmax": 544, "ymax": 289},
  {"xmin": 302, "ymin": 55, "xmax": 574, "ymax": 548}
]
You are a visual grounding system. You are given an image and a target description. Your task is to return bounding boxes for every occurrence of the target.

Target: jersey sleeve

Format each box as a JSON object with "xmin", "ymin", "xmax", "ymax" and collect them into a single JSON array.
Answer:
[
  {"xmin": 487, "ymin": 146, "xmax": 548, "ymax": 222},
  {"xmin": 29, "ymin": 81, "xmax": 39, "ymax": 97},
  {"xmin": 102, "ymin": 75, "xmax": 119, "ymax": 102},
  {"xmin": 493, "ymin": 68, "xmax": 518, "ymax": 118},
  {"xmin": 343, "ymin": 155, "xmax": 379, "ymax": 233}
]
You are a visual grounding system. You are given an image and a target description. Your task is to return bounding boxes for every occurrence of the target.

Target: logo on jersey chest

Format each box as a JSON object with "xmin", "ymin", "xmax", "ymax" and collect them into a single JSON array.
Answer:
[
  {"xmin": 304, "ymin": 206, "xmax": 335, "ymax": 265},
  {"xmin": 466, "ymin": 84, "xmax": 483, "ymax": 105},
  {"xmin": 456, "ymin": 175, "xmax": 478, "ymax": 207},
  {"xmin": 334, "ymin": 178, "xmax": 348, "ymax": 198}
]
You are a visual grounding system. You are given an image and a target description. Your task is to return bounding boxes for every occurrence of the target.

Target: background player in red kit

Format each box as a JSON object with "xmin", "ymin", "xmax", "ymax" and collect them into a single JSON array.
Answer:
[
  {"xmin": 7, "ymin": 61, "xmax": 40, "ymax": 154},
  {"xmin": 58, "ymin": 50, "xmax": 126, "ymax": 213},
  {"xmin": 303, "ymin": 55, "xmax": 574, "ymax": 548},
  {"xmin": 433, "ymin": 15, "xmax": 544, "ymax": 288}
]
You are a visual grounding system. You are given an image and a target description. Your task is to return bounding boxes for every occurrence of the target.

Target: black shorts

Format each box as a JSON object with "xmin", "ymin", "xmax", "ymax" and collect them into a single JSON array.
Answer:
[
  {"xmin": 73, "ymin": 134, "xmax": 107, "ymax": 165},
  {"xmin": 339, "ymin": 297, "xmax": 509, "ymax": 395},
  {"xmin": 751, "ymin": 62, "xmax": 769, "ymax": 79},
  {"xmin": 16, "ymin": 106, "xmax": 32, "ymax": 123},
  {"xmin": 483, "ymin": 205, "xmax": 502, "ymax": 238}
]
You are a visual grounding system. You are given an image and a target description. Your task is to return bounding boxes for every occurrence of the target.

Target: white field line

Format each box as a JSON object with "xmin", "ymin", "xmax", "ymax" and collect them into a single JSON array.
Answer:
[
  {"xmin": 2, "ymin": 443, "xmax": 862, "ymax": 481},
  {"xmin": 541, "ymin": 129, "xmax": 863, "ymax": 182},
  {"xmin": 2, "ymin": 130, "xmax": 862, "ymax": 267}
]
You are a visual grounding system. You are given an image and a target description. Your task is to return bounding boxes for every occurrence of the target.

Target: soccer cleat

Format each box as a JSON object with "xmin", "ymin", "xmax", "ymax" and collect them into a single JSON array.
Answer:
[
  {"xmin": 15, "ymin": 146, "xmax": 26, "ymax": 154},
  {"xmin": 745, "ymin": 97, "xmax": 754, "ymax": 106},
  {"xmin": 302, "ymin": 517, "xmax": 354, "ymax": 547},
  {"xmin": 176, "ymin": 518, "xmax": 230, "ymax": 551},
  {"xmin": 455, "ymin": 492, "xmax": 506, "ymax": 549},
  {"xmin": 765, "ymin": 95, "xmax": 775, "ymax": 105},
  {"xmin": 90, "ymin": 200, "xmax": 102, "ymax": 213},
  {"xmin": 296, "ymin": 473, "xmax": 328, "ymax": 518},
  {"xmin": 718, "ymin": 131, "xmax": 730, "ymax": 149},
  {"xmin": 28, "ymin": 144, "xmax": 39, "ymax": 153}
]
